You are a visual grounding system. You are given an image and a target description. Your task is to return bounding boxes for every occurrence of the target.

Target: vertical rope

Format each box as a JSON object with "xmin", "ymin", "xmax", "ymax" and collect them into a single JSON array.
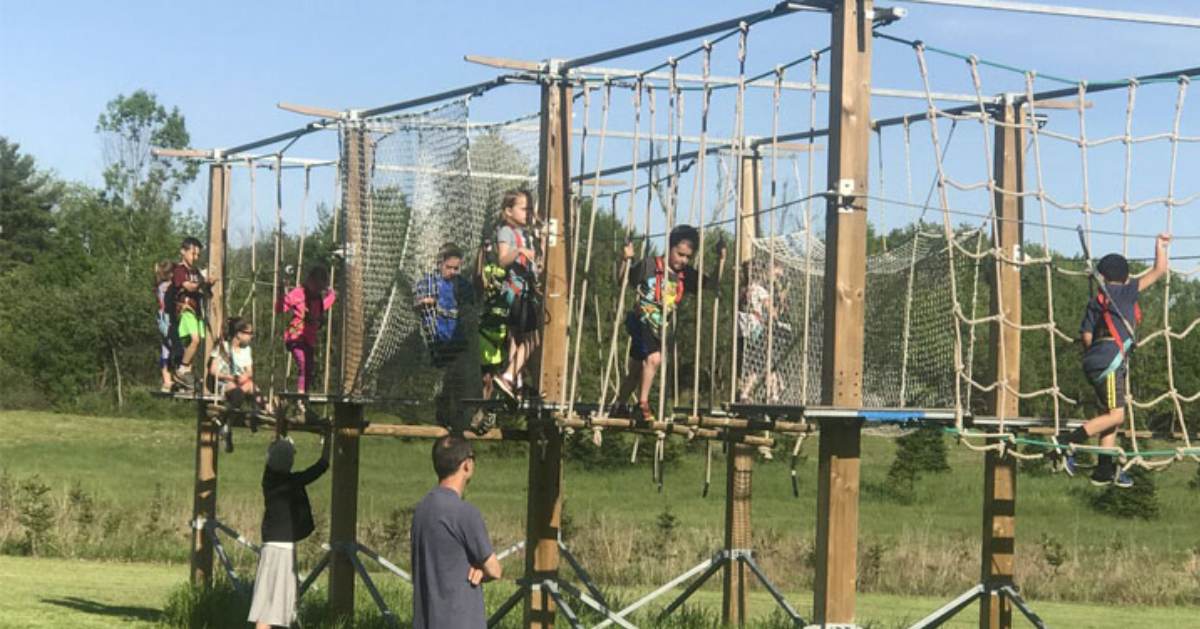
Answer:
[
  {"xmin": 1159, "ymin": 77, "xmax": 1190, "ymax": 453},
  {"xmin": 248, "ymin": 157, "xmax": 258, "ymax": 335},
  {"xmin": 322, "ymin": 157, "xmax": 341, "ymax": 396},
  {"xmin": 764, "ymin": 66, "xmax": 783, "ymax": 402},
  {"xmin": 655, "ymin": 58, "xmax": 684, "ymax": 428},
  {"xmin": 728, "ymin": 21, "xmax": 750, "ymax": 405},
  {"xmin": 268, "ymin": 155, "xmax": 284, "ymax": 399},
  {"xmin": 1120, "ymin": 82, "xmax": 1138, "ymax": 259},
  {"xmin": 691, "ymin": 42, "xmax": 713, "ymax": 417},
  {"xmin": 561, "ymin": 85, "xmax": 592, "ymax": 408},
  {"xmin": 598, "ymin": 80, "xmax": 643, "ymax": 409},
  {"xmin": 568, "ymin": 82, "xmax": 612, "ymax": 418},
  {"xmin": 800, "ymin": 51, "xmax": 820, "ymax": 405},
  {"xmin": 967, "ymin": 56, "xmax": 1009, "ymax": 428}
]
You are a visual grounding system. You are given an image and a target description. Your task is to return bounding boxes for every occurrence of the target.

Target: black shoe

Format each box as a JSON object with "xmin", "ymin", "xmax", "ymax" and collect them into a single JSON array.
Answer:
[
  {"xmin": 222, "ymin": 424, "xmax": 234, "ymax": 454},
  {"xmin": 1089, "ymin": 468, "xmax": 1114, "ymax": 487}
]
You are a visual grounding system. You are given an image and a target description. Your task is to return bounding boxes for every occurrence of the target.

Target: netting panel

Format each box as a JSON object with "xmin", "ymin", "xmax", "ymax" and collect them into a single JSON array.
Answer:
[
  {"xmin": 337, "ymin": 99, "xmax": 539, "ymax": 400},
  {"xmin": 739, "ymin": 229, "xmax": 980, "ymax": 407}
]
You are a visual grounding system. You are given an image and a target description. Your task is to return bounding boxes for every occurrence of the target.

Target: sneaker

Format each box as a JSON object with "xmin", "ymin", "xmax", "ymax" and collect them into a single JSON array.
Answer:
[
  {"xmin": 637, "ymin": 400, "xmax": 655, "ymax": 424},
  {"xmin": 1113, "ymin": 470, "xmax": 1134, "ymax": 489},
  {"xmin": 1089, "ymin": 468, "xmax": 1114, "ymax": 487},
  {"xmin": 1062, "ymin": 453, "xmax": 1077, "ymax": 477},
  {"xmin": 173, "ymin": 373, "xmax": 195, "ymax": 393}
]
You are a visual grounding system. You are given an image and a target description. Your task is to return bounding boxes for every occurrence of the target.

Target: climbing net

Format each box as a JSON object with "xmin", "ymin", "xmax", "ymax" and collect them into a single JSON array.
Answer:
[
  {"xmin": 869, "ymin": 33, "xmax": 1200, "ymax": 468},
  {"xmin": 741, "ymin": 228, "xmax": 983, "ymax": 408},
  {"xmin": 337, "ymin": 98, "xmax": 539, "ymax": 399}
]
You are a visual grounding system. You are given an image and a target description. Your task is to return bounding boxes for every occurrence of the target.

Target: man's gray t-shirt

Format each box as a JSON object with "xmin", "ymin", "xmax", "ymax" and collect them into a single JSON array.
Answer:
[{"xmin": 411, "ymin": 486, "xmax": 494, "ymax": 629}]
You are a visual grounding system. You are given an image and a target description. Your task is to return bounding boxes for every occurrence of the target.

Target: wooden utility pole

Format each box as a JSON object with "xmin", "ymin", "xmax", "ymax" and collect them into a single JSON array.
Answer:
[
  {"xmin": 981, "ymin": 98, "xmax": 1024, "ymax": 629},
  {"xmin": 814, "ymin": 1, "xmax": 872, "ymax": 625},
  {"xmin": 724, "ymin": 154, "xmax": 760, "ymax": 625},
  {"xmin": 329, "ymin": 121, "xmax": 367, "ymax": 620},
  {"xmin": 737, "ymin": 154, "xmax": 762, "ymax": 263},
  {"xmin": 524, "ymin": 66, "xmax": 571, "ymax": 628},
  {"xmin": 722, "ymin": 441, "xmax": 755, "ymax": 625},
  {"xmin": 190, "ymin": 162, "xmax": 228, "ymax": 587}
]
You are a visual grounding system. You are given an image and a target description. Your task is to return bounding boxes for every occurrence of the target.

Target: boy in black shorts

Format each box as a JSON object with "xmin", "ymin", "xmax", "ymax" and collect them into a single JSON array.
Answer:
[
  {"xmin": 1058, "ymin": 233, "xmax": 1170, "ymax": 487},
  {"xmin": 613, "ymin": 225, "xmax": 724, "ymax": 421}
]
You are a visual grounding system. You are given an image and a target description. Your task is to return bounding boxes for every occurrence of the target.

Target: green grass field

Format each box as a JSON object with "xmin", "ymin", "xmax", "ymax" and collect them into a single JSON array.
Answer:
[
  {"xmin": 2, "ymin": 408, "xmax": 1199, "ymax": 627},
  {"xmin": 0, "ymin": 555, "xmax": 1195, "ymax": 628}
]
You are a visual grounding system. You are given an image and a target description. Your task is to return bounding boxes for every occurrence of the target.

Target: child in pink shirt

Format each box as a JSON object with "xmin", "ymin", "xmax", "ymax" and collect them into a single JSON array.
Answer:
[{"xmin": 279, "ymin": 266, "xmax": 336, "ymax": 394}]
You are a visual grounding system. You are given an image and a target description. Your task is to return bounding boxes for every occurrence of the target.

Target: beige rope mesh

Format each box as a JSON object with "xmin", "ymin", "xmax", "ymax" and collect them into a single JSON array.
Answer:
[{"xmin": 884, "ymin": 38, "xmax": 1200, "ymax": 465}]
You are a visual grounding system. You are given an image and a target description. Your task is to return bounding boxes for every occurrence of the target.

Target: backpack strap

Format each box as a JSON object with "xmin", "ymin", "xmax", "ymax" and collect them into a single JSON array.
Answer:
[
  {"xmin": 1097, "ymin": 292, "xmax": 1131, "ymax": 357},
  {"xmin": 652, "ymin": 256, "xmax": 686, "ymax": 306}
]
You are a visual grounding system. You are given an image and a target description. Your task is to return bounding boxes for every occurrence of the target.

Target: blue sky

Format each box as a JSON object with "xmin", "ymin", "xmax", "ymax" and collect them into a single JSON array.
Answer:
[{"xmin": 2, "ymin": 1, "xmax": 1197, "ymax": 264}]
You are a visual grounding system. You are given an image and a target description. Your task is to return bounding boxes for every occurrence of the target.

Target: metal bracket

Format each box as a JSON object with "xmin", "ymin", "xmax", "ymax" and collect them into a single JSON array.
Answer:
[
  {"xmin": 547, "ymin": 217, "xmax": 560, "ymax": 247},
  {"xmin": 835, "ymin": 178, "xmax": 858, "ymax": 213}
]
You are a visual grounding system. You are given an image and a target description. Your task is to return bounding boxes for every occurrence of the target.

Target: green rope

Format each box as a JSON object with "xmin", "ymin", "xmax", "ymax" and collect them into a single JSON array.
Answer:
[
  {"xmin": 941, "ymin": 427, "xmax": 1200, "ymax": 460},
  {"xmin": 875, "ymin": 31, "xmax": 1075, "ymax": 86}
]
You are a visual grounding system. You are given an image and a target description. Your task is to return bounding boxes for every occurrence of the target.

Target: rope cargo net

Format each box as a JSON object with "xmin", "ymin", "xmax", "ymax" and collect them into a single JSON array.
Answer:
[
  {"xmin": 337, "ymin": 98, "xmax": 539, "ymax": 401},
  {"xmin": 867, "ymin": 34, "xmax": 1199, "ymax": 468}
]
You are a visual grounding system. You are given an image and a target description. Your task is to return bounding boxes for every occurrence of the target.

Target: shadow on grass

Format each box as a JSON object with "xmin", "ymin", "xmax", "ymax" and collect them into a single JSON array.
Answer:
[{"xmin": 41, "ymin": 596, "xmax": 162, "ymax": 623}]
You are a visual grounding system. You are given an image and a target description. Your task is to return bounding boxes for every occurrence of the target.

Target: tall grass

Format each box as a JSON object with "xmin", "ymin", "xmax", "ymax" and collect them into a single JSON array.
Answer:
[{"xmin": 3, "ymin": 409, "xmax": 1200, "ymax": 609}]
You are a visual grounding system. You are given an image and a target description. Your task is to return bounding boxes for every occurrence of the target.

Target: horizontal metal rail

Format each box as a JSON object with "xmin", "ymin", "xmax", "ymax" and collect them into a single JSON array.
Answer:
[{"xmin": 895, "ymin": 0, "xmax": 1200, "ymax": 29}]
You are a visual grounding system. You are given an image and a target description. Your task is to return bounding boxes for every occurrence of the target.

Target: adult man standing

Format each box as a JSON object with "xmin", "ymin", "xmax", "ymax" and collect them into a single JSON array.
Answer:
[{"xmin": 411, "ymin": 435, "xmax": 501, "ymax": 628}]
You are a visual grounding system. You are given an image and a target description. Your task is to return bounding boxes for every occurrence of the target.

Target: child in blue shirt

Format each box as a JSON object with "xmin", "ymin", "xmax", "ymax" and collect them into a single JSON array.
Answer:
[{"xmin": 1059, "ymin": 233, "xmax": 1170, "ymax": 487}]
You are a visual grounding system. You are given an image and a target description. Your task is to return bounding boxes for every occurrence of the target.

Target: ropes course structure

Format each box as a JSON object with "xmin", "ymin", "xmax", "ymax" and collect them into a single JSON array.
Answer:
[{"xmin": 151, "ymin": 2, "xmax": 1200, "ymax": 627}]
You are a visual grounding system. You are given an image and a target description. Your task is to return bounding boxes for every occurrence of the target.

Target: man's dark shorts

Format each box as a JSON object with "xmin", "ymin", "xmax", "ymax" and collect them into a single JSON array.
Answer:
[
  {"xmin": 1089, "ymin": 367, "xmax": 1127, "ymax": 413},
  {"xmin": 626, "ymin": 312, "xmax": 662, "ymax": 361}
]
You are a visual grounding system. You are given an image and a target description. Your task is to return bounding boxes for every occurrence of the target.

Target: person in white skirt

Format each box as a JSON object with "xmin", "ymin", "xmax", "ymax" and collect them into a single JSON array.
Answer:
[{"xmin": 248, "ymin": 435, "xmax": 330, "ymax": 628}]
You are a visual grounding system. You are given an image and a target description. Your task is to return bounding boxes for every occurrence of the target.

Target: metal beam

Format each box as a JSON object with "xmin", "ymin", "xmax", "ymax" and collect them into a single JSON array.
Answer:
[
  {"xmin": 559, "ymin": 2, "xmax": 822, "ymax": 72},
  {"xmin": 873, "ymin": 65, "xmax": 1200, "ymax": 131},
  {"xmin": 570, "ymin": 64, "xmax": 983, "ymax": 102},
  {"xmin": 358, "ymin": 76, "xmax": 511, "ymax": 118},
  {"xmin": 895, "ymin": 0, "xmax": 1200, "ymax": 29}
]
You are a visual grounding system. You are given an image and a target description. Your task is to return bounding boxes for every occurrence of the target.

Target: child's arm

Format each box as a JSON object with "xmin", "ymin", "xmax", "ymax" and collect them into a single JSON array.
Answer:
[
  {"xmin": 1079, "ymin": 297, "xmax": 1101, "ymax": 348},
  {"xmin": 1136, "ymin": 233, "xmax": 1171, "ymax": 291},
  {"xmin": 322, "ymin": 288, "xmax": 337, "ymax": 310}
]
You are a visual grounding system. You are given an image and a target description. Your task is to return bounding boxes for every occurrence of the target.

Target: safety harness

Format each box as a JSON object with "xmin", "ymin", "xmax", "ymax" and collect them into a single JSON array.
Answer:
[{"xmin": 1096, "ymin": 290, "xmax": 1142, "ymax": 358}]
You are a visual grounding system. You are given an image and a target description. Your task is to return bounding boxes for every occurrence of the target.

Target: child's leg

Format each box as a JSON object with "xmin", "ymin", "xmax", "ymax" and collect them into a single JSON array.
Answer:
[
  {"xmin": 289, "ymin": 342, "xmax": 309, "ymax": 393},
  {"xmin": 505, "ymin": 333, "xmax": 526, "ymax": 382},
  {"xmin": 180, "ymin": 333, "xmax": 200, "ymax": 370},
  {"xmin": 638, "ymin": 350, "xmax": 662, "ymax": 406},
  {"xmin": 1076, "ymin": 370, "xmax": 1127, "ymax": 441},
  {"xmin": 615, "ymin": 354, "xmax": 643, "ymax": 405}
]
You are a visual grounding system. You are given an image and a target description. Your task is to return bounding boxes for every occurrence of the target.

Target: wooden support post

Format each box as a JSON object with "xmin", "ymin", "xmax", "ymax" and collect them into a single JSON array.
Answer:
[
  {"xmin": 981, "ymin": 98, "xmax": 1024, "ymax": 629},
  {"xmin": 737, "ymin": 154, "xmax": 762, "ymax": 263},
  {"xmin": 329, "ymin": 401, "xmax": 363, "ymax": 619},
  {"xmin": 524, "ymin": 68, "xmax": 571, "ymax": 629},
  {"xmin": 190, "ymin": 163, "xmax": 228, "ymax": 587},
  {"xmin": 725, "ymin": 154, "xmax": 761, "ymax": 625},
  {"xmin": 722, "ymin": 441, "xmax": 754, "ymax": 626},
  {"xmin": 328, "ymin": 122, "xmax": 367, "ymax": 621},
  {"xmin": 814, "ymin": 1, "xmax": 872, "ymax": 625}
]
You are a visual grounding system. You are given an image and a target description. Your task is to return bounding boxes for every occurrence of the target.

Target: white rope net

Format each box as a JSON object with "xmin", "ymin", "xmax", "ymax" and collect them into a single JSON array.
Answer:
[
  {"xmin": 337, "ymin": 99, "xmax": 539, "ymax": 402},
  {"xmin": 739, "ymin": 228, "xmax": 982, "ymax": 407},
  {"xmin": 872, "ymin": 35, "xmax": 1200, "ymax": 465}
]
